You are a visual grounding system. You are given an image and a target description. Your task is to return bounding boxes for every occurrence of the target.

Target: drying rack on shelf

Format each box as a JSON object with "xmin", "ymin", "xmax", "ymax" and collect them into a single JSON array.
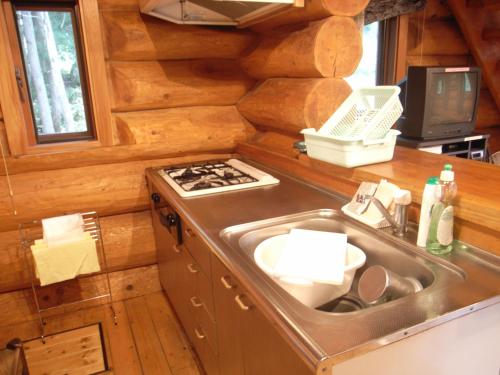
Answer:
[{"xmin": 19, "ymin": 212, "xmax": 117, "ymax": 342}]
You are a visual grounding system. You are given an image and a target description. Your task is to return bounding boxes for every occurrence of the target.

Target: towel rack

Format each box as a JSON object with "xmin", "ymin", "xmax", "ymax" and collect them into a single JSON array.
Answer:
[{"xmin": 19, "ymin": 212, "xmax": 117, "ymax": 342}]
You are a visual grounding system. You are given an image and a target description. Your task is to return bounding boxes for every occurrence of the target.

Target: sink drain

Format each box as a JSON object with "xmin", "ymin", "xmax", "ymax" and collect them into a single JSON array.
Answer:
[{"xmin": 316, "ymin": 294, "xmax": 366, "ymax": 313}]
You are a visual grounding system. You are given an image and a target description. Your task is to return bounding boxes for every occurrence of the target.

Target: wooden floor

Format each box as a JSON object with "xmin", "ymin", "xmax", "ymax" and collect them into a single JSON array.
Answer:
[{"xmin": 0, "ymin": 292, "xmax": 202, "ymax": 375}]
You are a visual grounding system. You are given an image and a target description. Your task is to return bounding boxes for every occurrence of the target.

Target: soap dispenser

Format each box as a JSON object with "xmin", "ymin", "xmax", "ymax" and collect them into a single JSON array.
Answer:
[
  {"xmin": 426, "ymin": 164, "xmax": 457, "ymax": 255},
  {"xmin": 417, "ymin": 176, "xmax": 439, "ymax": 247}
]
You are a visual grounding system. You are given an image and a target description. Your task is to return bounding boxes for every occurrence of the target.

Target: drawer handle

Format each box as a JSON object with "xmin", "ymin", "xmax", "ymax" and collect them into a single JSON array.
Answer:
[
  {"xmin": 172, "ymin": 244, "xmax": 182, "ymax": 253},
  {"xmin": 194, "ymin": 328, "xmax": 205, "ymax": 340},
  {"xmin": 220, "ymin": 276, "xmax": 235, "ymax": 290},
  {"xmin": 187, "ymin": 263, "xmax": 198, "ymax": 273},
  {"xmin": 190, "ymin": 296, "xmax": 203, "ymax": 308},
  {"xmin": 234, "ymin": 294, "xmax": 251, "ymax": 311},
  {"xmin": 185, "ymin": 228, "xmax": 195, "ymax": 238}
]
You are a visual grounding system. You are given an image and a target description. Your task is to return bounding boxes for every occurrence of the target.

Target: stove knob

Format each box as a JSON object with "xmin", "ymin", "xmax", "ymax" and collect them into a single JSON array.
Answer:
[
  {"xmin": 151, "ymin": 193, "xmax": 160, "ymax": 203},
  {"xmin": 166, "ymin": 213, "xmax": 178, "ymax": 226}
]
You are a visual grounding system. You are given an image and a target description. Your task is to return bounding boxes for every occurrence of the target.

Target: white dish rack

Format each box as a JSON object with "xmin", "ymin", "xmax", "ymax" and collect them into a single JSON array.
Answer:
[{"xmin": 301, "ymin": 86, "xmax": 403, "ymax": 168}]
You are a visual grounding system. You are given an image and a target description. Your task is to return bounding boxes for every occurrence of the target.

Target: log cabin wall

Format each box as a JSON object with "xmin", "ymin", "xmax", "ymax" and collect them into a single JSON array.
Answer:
[
  {"xmin": 0, "ymin": 0, "xmax": 258, "ymax": 307},
  {"xmin": 0, "ymin": 0, "xmax": 369, "ymax": 319},
  {"xmin": 404, "ymin": 0, "xmax": 500, "ymax": 153}
]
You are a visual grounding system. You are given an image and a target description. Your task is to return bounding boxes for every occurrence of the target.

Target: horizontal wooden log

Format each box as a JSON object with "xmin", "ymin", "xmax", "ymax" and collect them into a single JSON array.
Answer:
[
  {"xmin": 0, "ymin": 106, "xmax": 253, "ymax": 175},
  {"xmin": 0, "ymin": 211, "xmax": 156, "ymax": 293},
  {"xmin": 0, "ymin": 265, "xmax": 161, "ymax": 326},
  {"xmin": 251, "ymin": 0, "xmax": 369, "ymax": 33},
  {"xmin": 407, "ymin": 19, "xmax": 469, "ymax": 56},
  {"xmin": 242, "ymin": 17, "xmax": 362, "ymax": 79},
  {"xmin": 0, "ymin": 152, "xmax": 237, "ymax": 231},
  {"xmin": 477, "ymin": 89, "xmax": 500, "ymax": 129},
  {"xmin": 108, "ymin": 60, "xmax": 255, "ymax": 112},
  {"xmin": 101, "ymin": 11, "xmax": 255, "ymax": 61},
  {"xmin": 237, "ymin": 78, "xmax": 351, "ymax": 133},
  {"xmin": 98, "ymin": 0, "xmax": 139, "ymax": 10},
  {"xmin": 113, "ymin": 106, "xmax": 255, "ymax": 146}
]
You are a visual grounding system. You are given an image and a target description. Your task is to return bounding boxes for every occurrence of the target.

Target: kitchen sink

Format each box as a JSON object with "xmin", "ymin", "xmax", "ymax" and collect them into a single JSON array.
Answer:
[{"xmin": 220, "ymin": 209, "xmax": 464, "ymax": 314}]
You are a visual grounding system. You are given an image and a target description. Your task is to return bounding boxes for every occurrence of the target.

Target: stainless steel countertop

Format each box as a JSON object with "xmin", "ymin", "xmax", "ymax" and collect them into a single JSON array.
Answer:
[{"xmin": 146, "ymin": 159, "xmax": 500, "ymax": 374}]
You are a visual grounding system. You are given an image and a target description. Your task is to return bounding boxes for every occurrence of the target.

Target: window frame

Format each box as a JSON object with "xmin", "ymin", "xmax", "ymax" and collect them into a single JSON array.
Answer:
[
  {"xmin": 12, "ymin": 1, "xmax": 96, "ymax": 144},
  {"xmin": 0, "ymin": 0, "xmax": 112, "ymax": 156},
  {"xmin": 376, "ymin": 15, "xmax": 409, "ymax": 85}
]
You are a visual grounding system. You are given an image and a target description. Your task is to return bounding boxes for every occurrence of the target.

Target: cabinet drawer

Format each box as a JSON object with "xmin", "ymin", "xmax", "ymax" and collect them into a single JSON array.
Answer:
[
  {"xmin": 195, "ymin": 265, "xmax": 215, "ymax": 320},
  {"xmin": 191, "ymin": 323, "xmax": 219, "ymax": 375},
  {"xmin": 184, "ymin": 222, "xmax": 212, "ymax": 278}
]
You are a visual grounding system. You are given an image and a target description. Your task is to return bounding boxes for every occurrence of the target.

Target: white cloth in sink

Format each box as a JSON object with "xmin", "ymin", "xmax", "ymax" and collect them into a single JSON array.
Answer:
[{"xmin": 273, "ymin": 229, "xmax": 347, "ymax": 285}]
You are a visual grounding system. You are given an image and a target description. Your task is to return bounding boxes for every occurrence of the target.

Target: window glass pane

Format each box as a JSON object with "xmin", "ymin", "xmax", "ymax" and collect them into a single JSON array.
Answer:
[
  {"xmin": 15, "ymin": 8, "xmax": 90, "ymax": 138},
  {"xmin": 346, "ymin": 22, "xmax": 379, "ymax": 89}
]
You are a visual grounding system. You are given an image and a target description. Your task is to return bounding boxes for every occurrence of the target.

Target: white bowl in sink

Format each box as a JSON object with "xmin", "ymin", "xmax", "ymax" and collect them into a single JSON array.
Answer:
[{"xmin": 254, "ymin": 233, "xmax": 366, "ymax": 308}]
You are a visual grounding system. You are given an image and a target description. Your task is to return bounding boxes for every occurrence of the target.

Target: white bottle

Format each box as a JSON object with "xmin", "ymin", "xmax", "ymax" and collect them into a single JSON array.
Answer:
[{"xmin": 416, "ymin": 176, "xmax": 439, "ymax": 247}]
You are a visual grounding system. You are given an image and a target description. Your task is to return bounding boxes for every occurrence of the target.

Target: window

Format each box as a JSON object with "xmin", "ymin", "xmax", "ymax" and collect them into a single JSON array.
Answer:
[
  {"xmin": 346, "ymin": 22, "xmax": 380, "ymax": 89},
  {"xmin": 0, "ymin": 0, "xmax": 112, "ymax": 155},
  {"xmin": 346, "ymin": 17, "xmax": 406, "ymax": 89},
  {"xmin": 13, "ymin": 1, "xmax": 94, "ymax": 143}
]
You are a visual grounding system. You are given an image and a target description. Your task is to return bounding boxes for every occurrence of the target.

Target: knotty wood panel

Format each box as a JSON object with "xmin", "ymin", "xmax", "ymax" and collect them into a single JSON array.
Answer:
[
  {"xmin": 0, "ymin": 293, "xmax": 201, "ymax": 375},
  {"xmin": 108, "ymin": 60, "xmax": 254, "ymax": 112},
  {"xmin": 477, "ymin": 89, "xmax": 500, "ymax": 129},
  {"xmin": 98, "ymin": 0, "xmax": 139, "ymax": 10},
  {"xmin": 24, "ymin": 324, "xmax": 106, "ymax": 375},
  {"xmin": 0, "ymin": 265, "xmax": 161, "ymax": 327},
  {"xmin": 113, "ymin": 106, "xmax": 255, "ymax": 146},
  {"xmin": 125, "ymin": 296, "xmax": 173, "ymax": 374},
  {"xmin": 100, "ymin": 11, "xmax": 255, "ymax": 61},
  {"xmin": 407, "ymin": 19, "xmax": 469, "ymax": 56}
]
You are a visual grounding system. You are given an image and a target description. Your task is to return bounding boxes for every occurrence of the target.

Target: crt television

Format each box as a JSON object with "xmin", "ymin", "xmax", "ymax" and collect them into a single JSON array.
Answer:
[{"xmin": 396, "ymin": 66, "xmax": 481, "ymax": 140}]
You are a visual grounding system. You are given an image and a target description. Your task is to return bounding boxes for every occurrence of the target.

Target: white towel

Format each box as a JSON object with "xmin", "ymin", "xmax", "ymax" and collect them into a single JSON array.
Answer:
[
  {"xmin": 273, "ymin": 229, "xmax": 347, "ymax": 285},
  {"xmin": 42, "ymin": 213, "xmax": 85, "ymax": 246}
]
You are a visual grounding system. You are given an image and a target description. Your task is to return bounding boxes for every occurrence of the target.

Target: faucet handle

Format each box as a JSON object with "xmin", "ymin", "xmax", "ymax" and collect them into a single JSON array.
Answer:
[{"xmin": 394, "ymin": 189, "xmax": 412, "ymax": 205}]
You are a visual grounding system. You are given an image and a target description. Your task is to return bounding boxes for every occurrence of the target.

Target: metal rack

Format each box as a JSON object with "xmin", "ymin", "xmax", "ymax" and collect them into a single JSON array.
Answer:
[{"xmin": 19, "ymin": 212, "xmax": 117, "ymax": 342}]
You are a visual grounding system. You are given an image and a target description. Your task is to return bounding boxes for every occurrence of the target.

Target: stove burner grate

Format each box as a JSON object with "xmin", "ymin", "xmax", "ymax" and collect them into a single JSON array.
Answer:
[{"xmin": 163, "ymin": 161, "xmax": 259, "ymax": 192}]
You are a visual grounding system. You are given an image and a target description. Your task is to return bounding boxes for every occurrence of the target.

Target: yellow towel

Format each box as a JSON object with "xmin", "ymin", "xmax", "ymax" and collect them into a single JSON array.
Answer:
[{"xmin": 31, "ymin": 232, "xmax": 101, "ymax": 286}]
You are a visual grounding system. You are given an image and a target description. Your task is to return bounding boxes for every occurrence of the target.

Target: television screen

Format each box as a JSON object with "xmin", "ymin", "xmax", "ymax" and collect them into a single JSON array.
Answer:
[
  {"xmin": 397, "ymin": 66, "xmax": 481, "ymax": 140},
  {"xmin": 429, "ymin": 71, "xmax": 479, "ymax": 125}
]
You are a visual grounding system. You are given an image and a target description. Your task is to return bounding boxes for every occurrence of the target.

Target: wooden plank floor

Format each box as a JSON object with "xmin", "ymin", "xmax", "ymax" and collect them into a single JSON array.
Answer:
[{"xmin": 0, "ymin": 292, "xmax": 202, "ymax": 375}]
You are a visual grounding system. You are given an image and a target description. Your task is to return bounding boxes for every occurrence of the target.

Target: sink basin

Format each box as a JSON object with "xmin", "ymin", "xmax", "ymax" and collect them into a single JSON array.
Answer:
[{"xmin": 220, "ymin": 209, "xmax": 464, "ymax": 314}]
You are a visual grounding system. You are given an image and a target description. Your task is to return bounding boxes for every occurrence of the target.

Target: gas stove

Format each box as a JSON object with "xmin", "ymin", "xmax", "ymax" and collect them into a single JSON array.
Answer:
[{"xmin": 158, "ymin": 159, "xmax": 279, "ymax": 197}]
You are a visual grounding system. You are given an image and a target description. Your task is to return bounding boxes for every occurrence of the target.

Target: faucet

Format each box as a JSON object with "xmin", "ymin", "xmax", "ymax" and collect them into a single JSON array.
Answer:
[{"xmin": 370, "ymin": 189, "xmax": 412, "ymax": 237}]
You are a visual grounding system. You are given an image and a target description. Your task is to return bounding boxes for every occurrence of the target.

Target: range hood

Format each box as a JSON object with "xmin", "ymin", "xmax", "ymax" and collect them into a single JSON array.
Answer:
[{"xmin": 139, "ymin": 0, "xmax": 301, "ymax": 27}]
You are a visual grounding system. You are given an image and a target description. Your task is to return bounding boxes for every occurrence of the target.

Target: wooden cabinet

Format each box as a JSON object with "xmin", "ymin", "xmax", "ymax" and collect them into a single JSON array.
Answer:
[
  {"xmin": 212, "ymin": 257, "xmax": 313, "ymax": 375},
  {"xmin": 149, "ymin": 188, "xmax": 310, "ymax": 375}
]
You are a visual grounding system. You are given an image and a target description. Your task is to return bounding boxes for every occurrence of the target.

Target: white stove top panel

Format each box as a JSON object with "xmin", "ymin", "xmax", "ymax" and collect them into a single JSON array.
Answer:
[{"xmin": 158, "ymin": 159, "xmax": 280, "ymax": 197}]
